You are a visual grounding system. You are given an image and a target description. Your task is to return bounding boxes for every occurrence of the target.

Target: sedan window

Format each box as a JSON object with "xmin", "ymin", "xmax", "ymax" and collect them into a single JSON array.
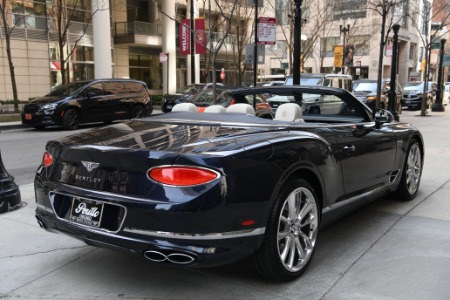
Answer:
[{"xmin": 84, "ymin": 83, "xmax": 105, "ymax": 97}]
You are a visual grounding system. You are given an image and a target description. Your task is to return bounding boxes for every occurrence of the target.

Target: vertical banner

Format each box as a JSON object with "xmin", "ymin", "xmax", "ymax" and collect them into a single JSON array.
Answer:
[
  {"xmin": 195, "ymin": 18, "xmax": 206, "ymax": 54},
  {"xmin": 179, "ymin": 19, "xmax": 190, "ymax": 55},
  {"xmin": 334, "ymin": 45, "xmax": 343, "ymax": 67}
]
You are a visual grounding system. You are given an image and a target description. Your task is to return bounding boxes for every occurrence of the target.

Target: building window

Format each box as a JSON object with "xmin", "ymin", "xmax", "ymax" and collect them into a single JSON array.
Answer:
[
  {"xmin": 74, "ymin": 45, "xmax": 94, "ymax": 62},
  {"xmin": 129, "ymin": 48, "xmax": 162, "ymax": 90},
  {"xmin": 409, "ymin": 43, "xmax": 416, "ymax": 60},
  {"xmin": 348, "ymin": 35, "xmax": 370, "ymax": 56},
  {"xmin": 11, "ymin": 0, "xmax": 47, "ymax": 30},
  {"xmin": 320, "ymin": 37, "xmax": 340, "ymax": 57},
  {"xmin": 276, "ymin": 0, "xmax": 290, "ymax": 26}
]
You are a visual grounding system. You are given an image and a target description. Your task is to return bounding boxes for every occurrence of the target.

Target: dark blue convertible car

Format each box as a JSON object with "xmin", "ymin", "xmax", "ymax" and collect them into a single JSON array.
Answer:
[{"xmin": 34, "ymin": 86, "xmax": 424, "ymax": 281}]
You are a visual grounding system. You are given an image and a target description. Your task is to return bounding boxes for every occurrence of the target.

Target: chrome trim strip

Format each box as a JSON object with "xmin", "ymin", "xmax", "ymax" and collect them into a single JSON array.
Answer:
[
  {"xmin": 322, "ymin": 182, "xmax": 392, "ymax": 214},
  {"xmin": 123, "ymin": 227, "xmax": 266, "ymax": 240}
]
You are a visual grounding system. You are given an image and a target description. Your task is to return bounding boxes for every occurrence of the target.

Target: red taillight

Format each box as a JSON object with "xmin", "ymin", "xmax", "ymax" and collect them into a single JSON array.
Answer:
[
  {"xmin": 148, "ymin": 166, "xmax": 219, "ymax": 186},
  {"xmin": 42, "ymin": 151, "xmax": 53, "ymax": 167},
  {"xmin": 230, "ymin": 99, "xmax": 235, "ymax": 105}
]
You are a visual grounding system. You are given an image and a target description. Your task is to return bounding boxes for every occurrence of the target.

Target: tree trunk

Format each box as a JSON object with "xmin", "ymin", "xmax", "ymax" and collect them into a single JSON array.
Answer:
[
  {"xmin": 376, "ymin": 14, "xmax": 386, "ymax": 110},
  {"xmin": 5, "ymin": 32, "xmax": 19, "ymax": 111},
  {"xmin": 1, "ymin": 3, "xmax": 19, "ymax": 111}
]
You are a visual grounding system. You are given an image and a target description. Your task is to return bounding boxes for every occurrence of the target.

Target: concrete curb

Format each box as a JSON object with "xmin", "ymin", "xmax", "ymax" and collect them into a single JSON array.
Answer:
[{"xmin": 0, "ymin": 121, "xmax": 24, "ymax": 131}]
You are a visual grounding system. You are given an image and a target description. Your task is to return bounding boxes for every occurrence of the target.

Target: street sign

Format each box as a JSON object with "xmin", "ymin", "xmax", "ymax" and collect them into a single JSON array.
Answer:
[
  {"xmin": 246, "ymin": 44, "xmax": 265, "ymax": 64},
  {"xmin": 160, "ymin": 52, "xmax": 168, "ymax": 63},
  {"xmin": 257, "ymin": 17, "xmax": 276, "ymax": 45},
  {"xmin": 334, "ymin": 45, "xmax": 343, "ymax": 67}
]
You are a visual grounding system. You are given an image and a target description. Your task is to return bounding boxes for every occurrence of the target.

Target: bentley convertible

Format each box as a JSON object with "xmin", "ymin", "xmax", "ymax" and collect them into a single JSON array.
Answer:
[{"xmin": 34, "ymin": 86, "xmax": 424, "ymax": 281}]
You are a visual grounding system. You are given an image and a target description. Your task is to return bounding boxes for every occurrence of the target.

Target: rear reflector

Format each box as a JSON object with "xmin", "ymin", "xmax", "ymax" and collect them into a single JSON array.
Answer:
[
  {"xmin": 42, "ymin": 151, "xmax": 53, "ymax": 167},
  {"xmin": 148, "ymin": 166, "xmax": 219, "ymax": 186}
]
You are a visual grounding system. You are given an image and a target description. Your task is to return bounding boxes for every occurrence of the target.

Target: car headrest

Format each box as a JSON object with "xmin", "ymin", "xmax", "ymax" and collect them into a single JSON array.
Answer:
[
  {"xmin": 225, "ymin": 103, "xmax": 255, "ymax": 115},
  {"xmin": 172, "ymin": 103, "xmax": 198, "ymax": 113},
  {"xmin": 204, "ymin": 105, "xmax": 226, "ymax": 113},
  {"xmin": 274, "ymin": 103, "xmax": 304, "ymax": 122}
]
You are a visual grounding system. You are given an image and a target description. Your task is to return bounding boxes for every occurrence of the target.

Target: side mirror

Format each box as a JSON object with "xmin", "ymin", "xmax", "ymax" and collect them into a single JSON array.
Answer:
[{"xmin": 374, "ymin": 109, "xmax": 394, "ymax": 128}]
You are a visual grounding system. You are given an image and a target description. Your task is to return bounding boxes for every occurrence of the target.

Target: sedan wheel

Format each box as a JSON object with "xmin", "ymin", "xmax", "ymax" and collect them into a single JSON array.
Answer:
[
  {"xmin": 395, "ymin": 141, "xmax": 422, "ymax": 200},
  {"xmin": 247, "ymin": 178, "xmax": 319, "ymax": 281},
  {"xmin": 132, "ymin": 105, "xmax": 145, "ymax": 118},
  {"xmin": 62, "ymin": 109, "xmax": 80, "ymax": 130}
]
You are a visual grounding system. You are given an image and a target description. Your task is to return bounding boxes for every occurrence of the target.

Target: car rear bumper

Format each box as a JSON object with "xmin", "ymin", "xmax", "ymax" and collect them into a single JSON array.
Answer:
[
  {"xmin": 21, "ymin": 111, "xmax": 61, "ymax": 127},
  {"xmin": 34, "ymin": 179, "xmax": 265, "ymax": 267}
]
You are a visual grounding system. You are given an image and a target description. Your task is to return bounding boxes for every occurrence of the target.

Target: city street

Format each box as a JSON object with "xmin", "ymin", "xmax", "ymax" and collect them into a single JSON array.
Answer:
[{"xmin": 1, "ymin": 109, "xmax": 450, "ymax": 299}]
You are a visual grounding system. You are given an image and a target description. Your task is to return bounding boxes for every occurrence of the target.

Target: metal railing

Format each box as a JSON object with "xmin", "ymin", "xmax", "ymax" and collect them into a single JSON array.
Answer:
[{"xmin": 115, "ymin": 21, "xmax": 161, "ymax": 36}]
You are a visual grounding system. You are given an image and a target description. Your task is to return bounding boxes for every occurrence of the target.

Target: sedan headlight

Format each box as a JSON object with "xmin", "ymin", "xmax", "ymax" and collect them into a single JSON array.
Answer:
[
  {"xmin": 41, "ymin": 103, "xmax": 58, "ymax": 110},
  {"xmin": 367, "ymin": 96, "xmax": 376, "ymax": 101}
]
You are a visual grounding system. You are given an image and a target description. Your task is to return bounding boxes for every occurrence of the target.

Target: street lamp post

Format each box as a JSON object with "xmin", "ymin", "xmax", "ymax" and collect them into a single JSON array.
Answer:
[
  {"xmin": 388, "ymin": 24, "xmax": 400, "ymax": 121},
  {"xmin": 432, "ymin": 30, "xmax": 447, "ymax": 112},
  {"xmin": 292, "ymin": 0, "xmax": 303, "ymax": 86},
  {"xmin": 190, "ymin": 0, "xmax": 195, "ymax": 84},
  {"xmin": 340, "ymin": 19, "xmax": 350, "ymax": 74}
]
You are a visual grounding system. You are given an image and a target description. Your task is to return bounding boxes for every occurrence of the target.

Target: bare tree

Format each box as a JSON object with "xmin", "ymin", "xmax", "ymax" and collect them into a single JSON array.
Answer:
[
  {"xmin": 367, "ymin": 0, "xmax": 404, "ymax": 109},
  {"xmin": 49, "ymin": 0, "xmax": 108, "ymax": 85},
  {"xmin": 155, "ymin": 0, "xmax": 239, "ymax": 95},
  {"xmin": 0, "ymin": 0, "xmax": 19, "ymax": 111},
  {"xmin": 408, "ymin": 0, "xmax": 450, "ymax": 116},
  {"xmin": 229, "ymin": 3, "xmax": 254, "ymax": 86}
]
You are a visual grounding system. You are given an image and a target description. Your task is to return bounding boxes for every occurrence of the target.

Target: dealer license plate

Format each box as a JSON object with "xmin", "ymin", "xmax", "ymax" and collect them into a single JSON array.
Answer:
[
  {"xmin": 25, "ymin": 114, "xmax": 32, "ymax": 120},
  {"xmin": 70, "ymin": 198, "xmax": 103, "ymax": 227}
]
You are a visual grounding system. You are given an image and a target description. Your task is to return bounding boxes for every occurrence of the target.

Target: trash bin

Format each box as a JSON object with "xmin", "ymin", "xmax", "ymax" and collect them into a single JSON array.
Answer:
[{"xmin": 0, "ymin": 150, "xmax": 21, "ymax": 213}]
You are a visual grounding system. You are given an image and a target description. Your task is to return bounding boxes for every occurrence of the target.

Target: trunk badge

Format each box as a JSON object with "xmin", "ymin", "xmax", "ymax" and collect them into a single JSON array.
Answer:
[{"xmin": 81, "ymin": 161, "xmax": 100, "ymax": 172}]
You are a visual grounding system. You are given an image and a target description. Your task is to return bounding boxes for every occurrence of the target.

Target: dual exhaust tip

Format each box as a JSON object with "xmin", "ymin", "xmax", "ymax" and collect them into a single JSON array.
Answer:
[{"xmin": 144, "ymin": 250, "xmax": 197, "ymax": 265}]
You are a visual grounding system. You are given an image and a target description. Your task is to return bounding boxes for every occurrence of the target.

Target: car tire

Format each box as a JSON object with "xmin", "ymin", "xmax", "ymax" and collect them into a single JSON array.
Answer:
[
  {"xmin": 246, "ymin": 178, "xmax": 320, "ymax": 281},
  {"xmin": 62, "ymin": 109, "xmax": 80, "ymax": 130},
  {"xmin": 131, "ymin": 105, "xmax": 145, "ymax": 118},
  {"xmin": 395, "ymin": 140, "xmax": 422, "ymax": 201}
]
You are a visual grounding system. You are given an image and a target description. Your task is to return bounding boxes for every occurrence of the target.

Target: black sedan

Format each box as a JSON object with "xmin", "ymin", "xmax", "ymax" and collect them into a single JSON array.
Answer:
[{"xmin": 34, "ymin": 86, "xmax": 424, "ymax": 281}]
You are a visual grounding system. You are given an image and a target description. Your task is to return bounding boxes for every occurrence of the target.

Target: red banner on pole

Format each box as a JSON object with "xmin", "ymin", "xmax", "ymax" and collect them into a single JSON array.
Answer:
[
  {"xmin": 195, "ymin": 18, "xmax": 206, "ymax": 54},
  {"xmin": 180, "ymin": 19, "xmax": 190, "ymax": 55}
]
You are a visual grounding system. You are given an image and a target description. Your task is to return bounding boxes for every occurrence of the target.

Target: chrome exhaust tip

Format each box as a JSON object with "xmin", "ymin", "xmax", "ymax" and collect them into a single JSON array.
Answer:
[
  {"xmin": 144, "ymin": 250, "xmax": 197, "ymax": 264},
  {"xmin": 167, "ymin": 253, "xmax": 196, "ymax": 264},
  {"xmin": 144, "ymin": 250, "xmax": 167, "ymax": 262}
]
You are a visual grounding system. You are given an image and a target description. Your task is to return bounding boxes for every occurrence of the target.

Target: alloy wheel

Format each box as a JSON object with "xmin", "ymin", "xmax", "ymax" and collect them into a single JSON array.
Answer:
[{"xmin": 277, "ymin": 187, "xmax": 319, "ymax": 272}]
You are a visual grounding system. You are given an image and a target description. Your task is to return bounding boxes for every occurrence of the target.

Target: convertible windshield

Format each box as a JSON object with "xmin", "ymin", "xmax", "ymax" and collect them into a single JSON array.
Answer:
[{"xmin": 47, "ymin": 82, "xmax": 89, "ymax": 97}]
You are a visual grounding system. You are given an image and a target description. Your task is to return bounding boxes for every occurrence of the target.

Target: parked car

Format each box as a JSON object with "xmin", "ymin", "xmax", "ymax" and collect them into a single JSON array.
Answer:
[
  {"xmin": 269, "ymin": 74, "xmax": 353, "ymax": 111},
  {"xmin": 21, "ymin": 79, "xmax": 153, "ymax": 130},
  {"xmin": 160, "ymin": 83, "xmax": 224, "ymax": 113},
  {"xmin": 402, "ymin": 81, "xmax": 437, "ymax": 110},
  {"xmin": 256, "ymin": 81, "xmax": 284, "ymax": 87},
  {"xmin": 188, "ymin": 88, "xmax": 274, "ymax": 118},
  {"xmin": 35, "ymin": 86, "xmax": 424, "ymax": 281},
  {"xmin": 216, "ymin": 89, "xmax": 274, "ymax": 118},
  {"xmin": 353, "ymin": 79, "xmax": 402, "ymax": 113},
  {"xmin": 189, "ymin": 87, "xmax": 226, "ymax": 111}
]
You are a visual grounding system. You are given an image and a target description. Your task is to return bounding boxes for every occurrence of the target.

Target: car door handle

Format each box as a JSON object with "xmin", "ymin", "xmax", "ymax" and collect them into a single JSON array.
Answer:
[{"xmin": 343, "ymin": 145, "xmax": 355, "ymax": 153}]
